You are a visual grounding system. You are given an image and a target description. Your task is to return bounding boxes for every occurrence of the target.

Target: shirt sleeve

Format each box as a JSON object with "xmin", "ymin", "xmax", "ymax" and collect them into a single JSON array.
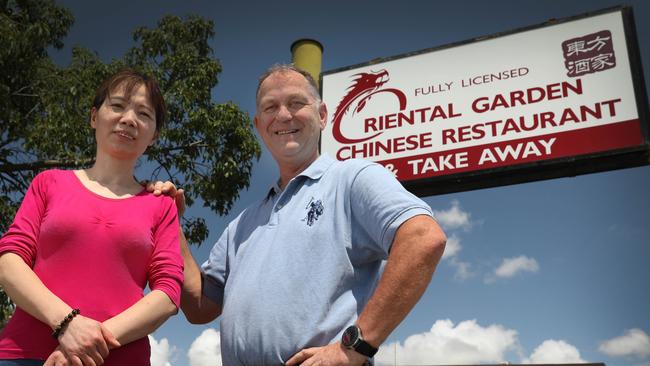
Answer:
[
  {"xmin": 0, "ymin": 171, "xmax": 50, "ymax": 266},
  {"xmin": 349, "ymin": 163, "xmax": 433, "ymax": 256},
  {"xmin": 148, "ymin": 196, "xmax": 184, "ymax": 308},
  {"xmin": 200, "ymin": 224, "xmax": 229, "ymax": 306}
]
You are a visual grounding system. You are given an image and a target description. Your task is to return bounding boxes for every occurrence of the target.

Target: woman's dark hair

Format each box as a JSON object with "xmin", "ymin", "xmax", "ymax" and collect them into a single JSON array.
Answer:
[{"xmin": 92, "ymin": 69, "xmax": 167, "ymax": 132}]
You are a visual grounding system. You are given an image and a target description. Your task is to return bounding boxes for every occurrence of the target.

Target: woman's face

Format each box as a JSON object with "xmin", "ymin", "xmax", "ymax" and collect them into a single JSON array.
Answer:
[{"xmin": 91, "ymin": 83, "xmax": 158, "ymax": 161}]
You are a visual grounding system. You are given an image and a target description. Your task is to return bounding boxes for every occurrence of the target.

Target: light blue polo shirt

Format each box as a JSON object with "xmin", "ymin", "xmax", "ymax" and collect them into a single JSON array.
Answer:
[{"xmin": 201, "ymin": 154, "xmax": 433, "ymax": 365}]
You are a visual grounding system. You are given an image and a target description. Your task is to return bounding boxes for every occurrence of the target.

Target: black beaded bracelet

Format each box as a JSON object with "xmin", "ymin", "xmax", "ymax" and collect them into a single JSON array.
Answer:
[{"xmin": 52, "ymin": 308, "xmax": 80, "ymax": 339}]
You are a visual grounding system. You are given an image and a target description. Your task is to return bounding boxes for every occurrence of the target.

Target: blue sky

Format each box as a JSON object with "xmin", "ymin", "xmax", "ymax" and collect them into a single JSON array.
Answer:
[{"xmin": 51, "ymin": 1, "xmax": 650, "ymax": 365}]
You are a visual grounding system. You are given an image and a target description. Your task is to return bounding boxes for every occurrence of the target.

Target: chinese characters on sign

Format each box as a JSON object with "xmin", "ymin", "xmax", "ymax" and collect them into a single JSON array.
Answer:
[{"xmin": 563, "ymin": 30, "xmax": 616, "ymax": 77}]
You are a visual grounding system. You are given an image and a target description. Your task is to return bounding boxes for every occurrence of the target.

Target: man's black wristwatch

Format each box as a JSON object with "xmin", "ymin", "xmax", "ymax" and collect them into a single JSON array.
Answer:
[{"xmin": 341, "ymin": 325, "xmax": 378, "ymax": 358}]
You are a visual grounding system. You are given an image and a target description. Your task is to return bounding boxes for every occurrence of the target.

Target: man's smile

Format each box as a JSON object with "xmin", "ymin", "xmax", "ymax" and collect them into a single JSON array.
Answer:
[{"xmin": 275, "ymin": 129, "xmax": 299, "ymax": 135}]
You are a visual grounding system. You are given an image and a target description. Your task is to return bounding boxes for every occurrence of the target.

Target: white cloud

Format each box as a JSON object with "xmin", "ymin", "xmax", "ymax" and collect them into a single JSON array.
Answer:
[
  {"xmin": 149, "ymin": 334, "xmax": 174, "ymax": 366},
  {"xmin": 188, "ymin": 328, "xmax": 222, "ymax": 366},
  {"xmin": 599, "ymin": 328, "xmax": 650, "ymax": 358},
  {"xmin": 449, "ymin": 257, "xmax": 473, "ymax": 281},
  {"xmin": 496, "ymin": 256, "xmax": 539, "ymax": 278},
  {"xmin": 495, "ymin": 256, "xmax": 539, "ymax": 278},
  {"xmin": 486, "ymin": 255, "xmax": 539, "ymax": 283},
  {"xmin": 442, "ymin": 234, "xmax": 461, "ymax": 259},
  {"xmin": 433, "ymin": 204, "xmax": 477, "ymax": 280},
  {"xmin": 523, "ymin": 339, "xmax": 586, "ymax": 364},
  {"xmin": 433, "ymin": 200, "xmax": 472, "ymax": 231},
  {"xmin": 442, "ymin": 234, "xmax": 473, "ymax": 280},
  {"xmin": 375, "ymin": 319, "xmax": 519, "ymax": 365}
]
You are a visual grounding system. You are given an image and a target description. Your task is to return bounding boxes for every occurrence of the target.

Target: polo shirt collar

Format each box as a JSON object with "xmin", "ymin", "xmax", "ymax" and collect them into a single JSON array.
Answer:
[
  {"xmin": 265, "ymin": 154, "xmax": 336, "ymax": 200},
  {"xmin": 296, "ymin": 154, "xmax": 335, "ymax": 180},
  {"xmin": 267, "ymin": 180, "xmax": 282, "ymax": 200}
]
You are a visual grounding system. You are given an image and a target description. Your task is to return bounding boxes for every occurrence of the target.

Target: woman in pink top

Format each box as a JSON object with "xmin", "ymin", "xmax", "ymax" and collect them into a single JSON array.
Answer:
[{"xmin": 0, "ymin": 69, "xmax": 184, "ymax": 366}]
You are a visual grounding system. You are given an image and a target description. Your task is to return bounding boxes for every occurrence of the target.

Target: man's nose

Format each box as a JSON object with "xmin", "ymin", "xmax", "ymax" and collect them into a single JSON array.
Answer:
[{"xmin": 275, "ymin": 104, "xmax": 292, "ymax": 122}]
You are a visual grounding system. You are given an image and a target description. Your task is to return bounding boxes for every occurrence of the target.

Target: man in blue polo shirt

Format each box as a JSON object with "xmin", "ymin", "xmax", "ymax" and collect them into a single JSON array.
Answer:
[{"xmin": 166, "ymin": 64, "xmax": 447, "ymax": 365}]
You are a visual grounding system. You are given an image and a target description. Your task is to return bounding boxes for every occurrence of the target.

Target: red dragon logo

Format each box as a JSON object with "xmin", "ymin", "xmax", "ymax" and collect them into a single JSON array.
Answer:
[{"xmin": 332, "ymin": 70, "xmax": 407, "ymax": 144}]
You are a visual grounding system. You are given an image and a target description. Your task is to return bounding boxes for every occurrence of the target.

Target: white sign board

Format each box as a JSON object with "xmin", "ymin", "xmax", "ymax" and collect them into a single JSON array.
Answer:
[{"xmin": 321, "ymin": 7, "xmax": 649, "ymax": 194}]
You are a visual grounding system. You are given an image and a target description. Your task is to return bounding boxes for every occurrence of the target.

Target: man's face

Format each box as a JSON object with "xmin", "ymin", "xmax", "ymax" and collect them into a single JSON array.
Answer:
[{"xmin": 254, "ymin": 71, "xmax": 327, "ymax": 169}]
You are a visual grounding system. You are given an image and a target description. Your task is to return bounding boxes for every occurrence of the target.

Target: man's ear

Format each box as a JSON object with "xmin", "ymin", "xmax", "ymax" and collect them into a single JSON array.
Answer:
[
  {"xmin": 90, "ymin": 107, "xmax": 98, "ymax": 129},
  {"xmin": 318, "ymin": 102, "xmax": 328, "ymax": 130},
  {"xmin": 253, "ymin": 114, "xmax": 261, "ymax": 131}
]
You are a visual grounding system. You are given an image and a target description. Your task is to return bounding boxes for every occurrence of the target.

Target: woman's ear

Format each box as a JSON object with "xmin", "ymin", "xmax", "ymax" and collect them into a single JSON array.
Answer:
[
  {"xmin": 90, "ymin": 107, "xmax": 98, "ymax": 129},
  {"xmin": 149, "ymin": 131, "xmax": 159, "ymax": 146}
]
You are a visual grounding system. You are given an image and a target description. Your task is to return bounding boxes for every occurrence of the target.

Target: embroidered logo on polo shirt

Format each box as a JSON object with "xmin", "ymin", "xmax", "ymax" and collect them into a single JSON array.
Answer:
[{"xmin": 303, "ymin": 197, "xmax": 324, "ymax": 226}]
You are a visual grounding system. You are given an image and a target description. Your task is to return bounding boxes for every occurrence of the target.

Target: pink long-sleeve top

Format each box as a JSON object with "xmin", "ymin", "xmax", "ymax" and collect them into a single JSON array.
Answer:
[{"xmin": 0, "ymin": 169, "xmax": 184, "ymax": 365}]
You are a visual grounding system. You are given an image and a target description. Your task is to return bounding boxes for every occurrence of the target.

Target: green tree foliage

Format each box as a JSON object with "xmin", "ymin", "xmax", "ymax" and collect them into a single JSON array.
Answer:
[{"xmin": 0, "ymin": 0, "xmax": 261, "ymax": 329}]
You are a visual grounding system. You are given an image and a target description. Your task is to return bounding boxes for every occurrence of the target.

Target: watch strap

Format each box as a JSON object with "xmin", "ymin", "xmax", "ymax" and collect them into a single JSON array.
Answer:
[{"xmin": 354, "ymin": 338, "xmax": 378, "ymax": 358}]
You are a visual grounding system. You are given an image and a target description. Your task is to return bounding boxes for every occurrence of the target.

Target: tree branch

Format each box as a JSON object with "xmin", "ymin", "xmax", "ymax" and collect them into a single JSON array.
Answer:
[
  {"xmin": 0, "ymin": 159, "xmax": 94, "ymax": 174},
  {"xmin": 148, "ymin": 140, "xmax": 208, "ymax": 155},
  {"xmin": 153, "ymin": 156, "xmax": 175, "ymax": 181},
  {"xmin": 11, "ymin": 93, "xmax": 39, "ymax": 98},
  {"xmin": 0, "ymin": 172, "xmax": 29, "ymax": 193}
]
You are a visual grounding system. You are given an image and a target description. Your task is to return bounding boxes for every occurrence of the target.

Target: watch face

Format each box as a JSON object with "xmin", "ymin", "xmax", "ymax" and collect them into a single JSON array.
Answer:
[{"xmin": 342, "ymin": 325, "xmax": 360, "ymax": 348}]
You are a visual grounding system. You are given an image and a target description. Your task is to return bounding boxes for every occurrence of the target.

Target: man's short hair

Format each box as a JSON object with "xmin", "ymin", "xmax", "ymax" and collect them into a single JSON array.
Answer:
[{"xmin": 256, "ymin": 64, "xmax": 321, "ymax": 106}]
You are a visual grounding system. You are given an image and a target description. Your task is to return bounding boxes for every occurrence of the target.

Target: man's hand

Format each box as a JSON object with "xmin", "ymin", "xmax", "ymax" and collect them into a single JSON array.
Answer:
[
  {"xmin": 146, "ymin": 181, "xmax": 185, "ymax": 218},
  {"xmin": 56, "ymin": 315, "xmax": 120, "ymax": 366},
  {"xmin": 285, "ymin": 342, "xmax": 367, "ymax": 366}
]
